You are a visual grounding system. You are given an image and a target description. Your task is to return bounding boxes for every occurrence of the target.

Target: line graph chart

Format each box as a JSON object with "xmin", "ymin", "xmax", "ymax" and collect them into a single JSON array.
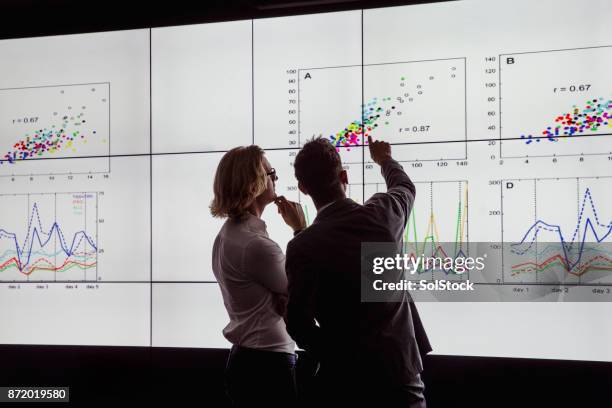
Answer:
[
  {"xmin": 0, "ymin": 192, "xmax": 99, "ymax": 282},
  {"xmin": 364, "ymin": 180, "xmax": 469, "ymax": 281},
  {"xmin": 501, "ymin": 177, "xmax": 612, "ymax": 284}
]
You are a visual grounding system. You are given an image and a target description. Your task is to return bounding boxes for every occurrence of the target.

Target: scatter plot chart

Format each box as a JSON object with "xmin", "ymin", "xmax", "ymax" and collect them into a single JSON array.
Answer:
[
  {"xmin": 499, "ymin": 46, "xmax": 612, "ymax": 158},
  {"xmin": 0, "ymin": 83, "xmax": 110, "ymax": 176},
  {"xmin": 298, "ymin": 58, "xmax": 466, "ymax": 161},
  {"xmin": 0, "ymin": 192, "xmax": 99, "ymax": 282},
  {"xmin": 364, "ymin": 180, "xmax": 469, "ymax": 281},
  {"xmin": 501, "ymin": 177, "xmax": 612, "ymax": 285}
]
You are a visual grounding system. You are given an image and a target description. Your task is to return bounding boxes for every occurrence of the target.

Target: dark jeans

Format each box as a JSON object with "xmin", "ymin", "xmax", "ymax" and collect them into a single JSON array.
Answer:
[
  {"xmin": 225, "ymin": 345, "xmax": 297, "ymax": 408},
  {"xmin": 315, "ymin": 364, "xmax": 426, "ymax": 407}
]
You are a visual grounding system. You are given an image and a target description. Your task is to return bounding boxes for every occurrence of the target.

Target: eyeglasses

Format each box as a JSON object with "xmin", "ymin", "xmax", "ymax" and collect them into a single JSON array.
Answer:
[{"xmin": 266, "ymin": 168, "xmax": 278, "ymax": 181}]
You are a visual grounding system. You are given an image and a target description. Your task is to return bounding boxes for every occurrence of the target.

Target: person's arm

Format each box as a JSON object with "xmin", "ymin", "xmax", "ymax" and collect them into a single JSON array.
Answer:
[
  {"xmin": 364, "ymin": 136, "xmax": 416, "ymax": 226},
  {"xmin": 242, "ymin": 237, "xmax": 288, "ymax": 295},
  {"xmin": 284, "ymin": 240, "xmax": 321, "ymax": 356},
  {"xmin": 366, "ymin": 159, "xmax": 416, "ymax": 223},
  {"xmin": 275, "ymin": 195, "xmax": 307, "ymax": 234}
]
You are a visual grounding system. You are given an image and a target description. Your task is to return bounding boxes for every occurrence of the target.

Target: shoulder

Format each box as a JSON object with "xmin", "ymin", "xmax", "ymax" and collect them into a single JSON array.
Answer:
[
  {"xmin": 245, "ymin": 234, "xmax": 284, "ymax": 257},
  {"xmin": 287, "ymin": 225, "xmax": 317, "ymax": 257}
]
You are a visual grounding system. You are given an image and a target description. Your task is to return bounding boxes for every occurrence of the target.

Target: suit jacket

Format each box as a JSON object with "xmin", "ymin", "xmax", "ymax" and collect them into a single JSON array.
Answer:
[{"xmin": 285, "ymin": 159, "xmax": 432, "ymax": 384}]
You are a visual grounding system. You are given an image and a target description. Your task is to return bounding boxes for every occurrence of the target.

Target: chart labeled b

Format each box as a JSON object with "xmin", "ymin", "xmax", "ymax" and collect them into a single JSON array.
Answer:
[{"xmin": 499, "ymin": 46, "xmax": 612, "ymax": 158}]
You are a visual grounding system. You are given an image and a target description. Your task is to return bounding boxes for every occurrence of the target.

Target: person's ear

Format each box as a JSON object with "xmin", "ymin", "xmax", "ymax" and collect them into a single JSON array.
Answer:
[
  {"xmin": 339, "ymin": 169, "xmax": 348, "ymax": 185},
  {"xmin": 298, "ymin": 180, "xmax": 309, "ymax": 196}
]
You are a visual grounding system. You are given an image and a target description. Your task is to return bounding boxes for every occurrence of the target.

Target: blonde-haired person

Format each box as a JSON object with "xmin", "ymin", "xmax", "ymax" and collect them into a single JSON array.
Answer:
[{"xmin": 210, "ymin": 145, "xmax": 306, "ymax": 407}]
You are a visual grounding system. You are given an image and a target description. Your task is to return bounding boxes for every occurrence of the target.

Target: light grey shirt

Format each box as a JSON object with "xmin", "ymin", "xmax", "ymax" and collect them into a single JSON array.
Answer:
[{"xmin": 212, "ymin": 213, "xmax": 295, "ymax": 353}]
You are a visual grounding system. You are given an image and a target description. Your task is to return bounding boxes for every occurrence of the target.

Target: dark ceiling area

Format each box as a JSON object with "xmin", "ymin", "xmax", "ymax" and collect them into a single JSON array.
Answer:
[{"xmin": 0, "ymin": 0, "xmax": 453, "ymax": 39}]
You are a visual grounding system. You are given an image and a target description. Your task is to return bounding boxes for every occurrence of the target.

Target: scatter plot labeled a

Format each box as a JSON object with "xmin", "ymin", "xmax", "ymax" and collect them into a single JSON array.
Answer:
[
  {"xmin": 297, "ymin": 58, "xmax": 466, "ymax": 161},
  {"xmin": 0, "ymin": 83, "xmax": 110, "ymax": 176}
]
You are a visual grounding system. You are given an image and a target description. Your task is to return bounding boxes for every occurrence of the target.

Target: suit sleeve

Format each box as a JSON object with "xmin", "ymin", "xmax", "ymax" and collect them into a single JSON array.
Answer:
[
  {"xmin": 284, "ymin": 239, "xmax": 322, "ymax": 356},
  {"xmin": 364, "ymin": 158, "xmax": 416, "ymax": 228}
]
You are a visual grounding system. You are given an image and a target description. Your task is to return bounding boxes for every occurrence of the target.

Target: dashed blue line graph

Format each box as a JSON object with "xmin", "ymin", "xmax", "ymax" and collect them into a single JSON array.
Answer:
[
  {"xmin": 0, "ymin": 192, "xmax": 98, "ymax": 280},
  {"xmin": 503, "ymin": 178, "xmax": 612, "ymax": 284}
]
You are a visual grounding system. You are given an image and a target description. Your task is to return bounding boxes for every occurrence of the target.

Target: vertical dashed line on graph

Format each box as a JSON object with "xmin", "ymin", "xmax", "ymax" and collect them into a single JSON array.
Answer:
[{"xmin": 534, "ymin": 179, "xmax": 538, "ymax": 284}]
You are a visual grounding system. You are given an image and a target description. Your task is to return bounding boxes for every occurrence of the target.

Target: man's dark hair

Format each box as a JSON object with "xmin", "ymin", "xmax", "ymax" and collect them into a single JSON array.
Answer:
[{"xmin": 294, "ymin": 136, "xmax": 344, "ymax": 204}]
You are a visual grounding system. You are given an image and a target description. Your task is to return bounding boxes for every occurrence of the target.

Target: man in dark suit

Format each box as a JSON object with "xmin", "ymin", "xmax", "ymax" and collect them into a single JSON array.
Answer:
[{"xmin": 281, "ymin": 135, "xmax": 431, "ymax": 406}]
